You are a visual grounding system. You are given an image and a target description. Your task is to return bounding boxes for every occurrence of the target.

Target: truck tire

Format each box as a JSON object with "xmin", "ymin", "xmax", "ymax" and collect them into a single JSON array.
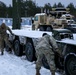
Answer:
[
  {"xmin": 25, "ymin": 40, "xmax": 35, "ymax": 62},
  {"xmin": 64, "ymin": 53, "xmax": 76, "ymax": 75},
  {"xmin": 14, "ymin": 40, "xmax": 23, "ymax": 56}
]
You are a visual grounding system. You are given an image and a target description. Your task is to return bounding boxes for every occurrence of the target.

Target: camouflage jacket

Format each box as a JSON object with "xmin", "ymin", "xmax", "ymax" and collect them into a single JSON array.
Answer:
[
  {"xmin": 35, "ymin": 34, "xmax": 59, "ymax": 54},
  {"xmin": 0, "ymin": 25, "xmax": 13, "ymax": 36}
]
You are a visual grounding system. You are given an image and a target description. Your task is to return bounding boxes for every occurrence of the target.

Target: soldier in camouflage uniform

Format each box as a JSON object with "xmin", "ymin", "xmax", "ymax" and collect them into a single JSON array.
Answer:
[
  {"xmin": 0, "ymin": 23, "xmax": 14, "ymax": 55},
  {"xmin": 35, "ymin": 33, "xmax": 61, "ymax": 75}
]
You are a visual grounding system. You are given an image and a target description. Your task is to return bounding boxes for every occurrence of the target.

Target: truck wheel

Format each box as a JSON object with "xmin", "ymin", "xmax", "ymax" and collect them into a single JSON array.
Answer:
[
  {"xmin": 14, "ymin": 40, "xmax": 22, "ymax": 56},
  {"xmin": 42, "ymin": 55, "xmax": 50, "ymax": 69},
  {"xmin": 46, "ymin": 27, "xmax": 53, "ymax": 31},
  {"xmin": 64, "ymin": 53, "xmax": 76, "ymax": 75},
  {"xmin": 39, "ymin": 27, "xmax": 44, "ymax": 31},
  {"xmin": 25, "ymin": 41, "xmax": 35, "ymax": 62}
]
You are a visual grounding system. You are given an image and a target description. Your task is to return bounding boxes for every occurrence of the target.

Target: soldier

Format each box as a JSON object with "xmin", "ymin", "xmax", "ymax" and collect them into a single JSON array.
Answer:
[
  {"xmin": 0, "ymin": 23, "xmax": 14, "ymax": 55},
  {"xmin": 35, "ymin": 33, "xmax": 61, "ymax": 75}
]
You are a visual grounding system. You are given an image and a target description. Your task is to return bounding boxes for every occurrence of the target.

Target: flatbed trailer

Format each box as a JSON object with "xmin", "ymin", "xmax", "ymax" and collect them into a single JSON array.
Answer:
[
  {"xmin": 7, "ymin": 30, "xmax": 52, "ymax": 61},
  {"xmin": 7, "ymin": 29, "xmax": 76, "ymax": 75}
]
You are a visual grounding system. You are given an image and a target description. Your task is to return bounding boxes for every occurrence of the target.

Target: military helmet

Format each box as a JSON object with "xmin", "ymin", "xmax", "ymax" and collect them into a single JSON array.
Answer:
[{"xmin": 1, "ymin": 23, "xmax": 6, "ymax": 29}]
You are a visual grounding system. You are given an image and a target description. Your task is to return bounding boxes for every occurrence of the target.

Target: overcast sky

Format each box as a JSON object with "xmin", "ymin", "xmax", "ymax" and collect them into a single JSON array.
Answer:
[{"xmin": 0, "ymin": 0, "xmax": 76, "ymax": 7}]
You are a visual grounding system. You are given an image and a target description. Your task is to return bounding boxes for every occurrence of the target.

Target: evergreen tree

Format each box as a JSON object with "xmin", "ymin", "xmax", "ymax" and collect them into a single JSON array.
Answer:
[
  {"xmin": 57, "ymin": 2, "xmax": 64, "ymax": 7},
  {"xmin": 0, "ymin": 1, "xmax": 7, "ymax": 17},
  {"xmin": 21, "ymin": 0, "xmax": 39, "ymax": 17},
  {"xmin": 0, "ymin": 1, "xmax": 76, "ymax": 18},
  {"xmin": 44, "ymin": 3, "xmax": 52, "ymax": 14},
  {"xmin": 53, "ymin": 3, "xmax": 57, "ymax": 8},
  {"xmin": 7, "ymin": 5, "xmax": 13, "ymax": 18},
  {"xmin": 67, "ymin": 3, "xmax": 76, "ymax": 16}
]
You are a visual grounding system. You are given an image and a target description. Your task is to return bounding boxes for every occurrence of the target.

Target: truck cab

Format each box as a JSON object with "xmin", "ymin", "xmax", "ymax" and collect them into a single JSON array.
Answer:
[{"xmin": 32, "ymin": 13, "xmax": 53, "ymax": 31}]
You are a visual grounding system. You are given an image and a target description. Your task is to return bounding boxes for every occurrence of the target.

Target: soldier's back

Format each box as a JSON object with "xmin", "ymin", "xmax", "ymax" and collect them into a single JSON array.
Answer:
[
  {"xmin": 35, "ymin": 35, "xmax": 52, "ymax": 50},
  {"xmin": 0, "ymin": 23, "xmax": 7, "ymax": 36}
]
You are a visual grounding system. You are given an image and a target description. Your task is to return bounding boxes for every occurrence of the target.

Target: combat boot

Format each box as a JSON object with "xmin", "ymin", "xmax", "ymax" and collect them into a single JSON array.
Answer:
[
  {"xmin": 51, "ymin": 70, "xmax": 55, "ymax": 75},
  {"xmin": 36, "ymin": 69, "xmax": 40, "ymax": 75}
]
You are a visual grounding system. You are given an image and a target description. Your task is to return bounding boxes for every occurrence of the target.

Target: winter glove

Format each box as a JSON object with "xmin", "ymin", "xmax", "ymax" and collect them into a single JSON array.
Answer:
[{"xmin": 55, "ymin": 48, "xmax": 63, "ymax": 57}]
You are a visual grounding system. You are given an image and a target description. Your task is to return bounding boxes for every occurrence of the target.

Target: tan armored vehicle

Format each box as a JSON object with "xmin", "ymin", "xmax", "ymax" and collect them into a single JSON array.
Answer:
[
  {"xmin": 32, "ymin": 13, "xmax": 67, "ymax": 31},
  {"xmin": 53, "ymin": 18, "xmax": 68, "ymax": 29},
  {"xmin": 32, "ymin": 8, "xmax": 74, "ymax": 31},
  {"xmin": 61, "ymin": 14, "xmax": 75, "ymax": 24}
]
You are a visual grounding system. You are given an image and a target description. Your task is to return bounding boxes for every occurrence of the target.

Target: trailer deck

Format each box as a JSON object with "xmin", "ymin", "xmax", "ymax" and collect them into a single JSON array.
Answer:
[{"xmin": 7, "ymin": 30, "xmax": 52, "ymax": 38}]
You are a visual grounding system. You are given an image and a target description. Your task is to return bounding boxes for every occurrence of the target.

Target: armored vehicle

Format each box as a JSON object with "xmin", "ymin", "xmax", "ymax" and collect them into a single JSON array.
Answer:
[{"xmin": 42, "ymin": 29, "xmax": 76, "ymax": 75}]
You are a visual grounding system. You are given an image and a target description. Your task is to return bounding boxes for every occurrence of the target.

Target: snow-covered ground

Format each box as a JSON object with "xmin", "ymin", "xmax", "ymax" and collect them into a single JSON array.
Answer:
[
  {"xmin": 0, "ymin": 50, "xmax": 62, "ymax": 75},
  {"xmin": 73, "ymin": 34, "xmax": 76, "ymax": 40}
]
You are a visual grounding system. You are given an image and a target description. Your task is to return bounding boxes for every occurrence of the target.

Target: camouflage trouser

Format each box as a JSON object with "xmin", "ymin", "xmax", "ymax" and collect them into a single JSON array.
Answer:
[
  {"xmin": 0, "ymin": 34, "xmax": 12, "ymax": 54},
  {"xmin": 36, "ymin": 47, "xmax": 56, "ymax": 71}
]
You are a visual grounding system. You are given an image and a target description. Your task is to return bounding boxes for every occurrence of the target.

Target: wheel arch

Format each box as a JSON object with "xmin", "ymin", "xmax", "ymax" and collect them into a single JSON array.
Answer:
[
  {"xmin": 64, "ymin": 53, "xmax": 76, "ymax": 61},
  {"xmin": 64, "ymin": 53, "xmax": 76, "ymax": 75}
]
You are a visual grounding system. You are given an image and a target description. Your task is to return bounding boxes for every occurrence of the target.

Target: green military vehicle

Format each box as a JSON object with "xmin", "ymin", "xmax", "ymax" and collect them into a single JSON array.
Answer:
[{"xmin": 42, "ymin": 29, "xmax": 76, "ymax": 75}]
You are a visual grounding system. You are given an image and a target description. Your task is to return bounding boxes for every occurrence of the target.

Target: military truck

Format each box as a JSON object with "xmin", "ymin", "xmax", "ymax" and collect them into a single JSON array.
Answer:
[
  {"xmin": 32, "ymin": 13, "xmax": 68, "ymax": 31},
  {"xmin": 32, "ymin": 13, "xmax": 53, "ymax": 31},
  {"xmin": 53, "ymin": 18, "xmax": 68, "ymax": 29},
  {"xmin": 61, "ymin": 14, "xmax": 75, "ymax": 25},
  {"xmin": 33, "ymin": 7, "xmax": 75, "ymax": 31}
]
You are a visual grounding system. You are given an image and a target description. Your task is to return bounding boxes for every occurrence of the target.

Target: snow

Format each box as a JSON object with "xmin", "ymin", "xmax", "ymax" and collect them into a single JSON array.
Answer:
[
  {"xmin": 7, "ymin": 30, "xmax": 52, "ymax": 38},
  {"xmin": 73, "ymin": 34, "xmax": 76, "ymax": 40},
  {"xmin": 0, "ymin": 50, "xmax": 61, "ymax": 75},
  {"xmin": 1, "ymin": 29, "xmax": 73, "ymax": 75},
  {"xmin": 57, "ymin": 39, "xmax": 76, "ymax": 45},
  {"xmin": 35, "ymin": 13, "xmax": 46, "ymax": 16}
]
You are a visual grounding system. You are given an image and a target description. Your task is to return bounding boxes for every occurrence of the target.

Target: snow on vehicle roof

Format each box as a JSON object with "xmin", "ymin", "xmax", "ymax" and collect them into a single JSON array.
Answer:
[
  {"xmin": 35, "ymin": 13, "xmax": 46, "ymax": 16},
  {"xmin": 53, "ymin": 29, "xmax": 70, "ymax": 32},
  {"xmin": 57, "ymin": 39, "xmax": 76, "ymax": 45},
  {"xmin": 7, "ymin": 29, "xmax": 76, "ymax": 46},
  {"xmin": 8, "ymin": 30, "xmax": 52, "ymax": 38}
]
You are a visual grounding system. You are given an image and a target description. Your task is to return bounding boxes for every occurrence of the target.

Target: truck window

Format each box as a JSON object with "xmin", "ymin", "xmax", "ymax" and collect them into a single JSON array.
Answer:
[{"xmin": 34, "ymin": 16, "xmax": 38, "ymax": 21}]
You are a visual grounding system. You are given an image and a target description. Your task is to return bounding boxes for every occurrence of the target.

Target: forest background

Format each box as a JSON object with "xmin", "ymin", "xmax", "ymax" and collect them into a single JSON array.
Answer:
[{"xmin": 0, "ymin": 0, "xmax": 76, "ymax": 18}]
